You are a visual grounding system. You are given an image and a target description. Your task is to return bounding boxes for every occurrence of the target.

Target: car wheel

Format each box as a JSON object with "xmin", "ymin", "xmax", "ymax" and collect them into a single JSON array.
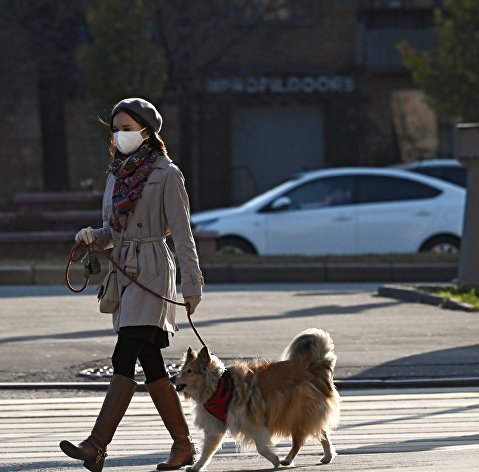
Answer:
[
  {"xmin": 216, "ymin": 237, "xmax": 256, "ymax": 255},
  {"xmin": 420, "ymin": 235, "xmax": 460, "ymax": 254}
]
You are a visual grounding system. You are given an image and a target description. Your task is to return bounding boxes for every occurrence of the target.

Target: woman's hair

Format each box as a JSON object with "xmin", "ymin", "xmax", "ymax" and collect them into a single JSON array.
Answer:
[{"xmin": 107, "ymin": 108, "xmax": 169, "ymax": 158}]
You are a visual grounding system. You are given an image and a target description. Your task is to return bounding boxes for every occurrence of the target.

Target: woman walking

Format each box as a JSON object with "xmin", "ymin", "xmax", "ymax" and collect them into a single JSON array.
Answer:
[{"xmin": 59, "ymin": 97, "xmax": 203, "ymax": 471}]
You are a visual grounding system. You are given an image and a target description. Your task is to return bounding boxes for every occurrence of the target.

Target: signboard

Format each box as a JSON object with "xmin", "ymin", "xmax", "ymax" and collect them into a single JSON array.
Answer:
[{"xmin": 206, "ymin": 75, "xmax": 356, "ymax": 94}]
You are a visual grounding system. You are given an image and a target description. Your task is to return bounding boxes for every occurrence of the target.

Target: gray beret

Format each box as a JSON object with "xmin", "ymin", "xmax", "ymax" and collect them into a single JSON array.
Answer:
[{"xmin": 111, "ymin": 97, "xmax": 163, "ymax": 133}]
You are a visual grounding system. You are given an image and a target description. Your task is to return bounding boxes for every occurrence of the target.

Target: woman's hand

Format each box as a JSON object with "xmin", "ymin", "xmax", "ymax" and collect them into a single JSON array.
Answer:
[
  {"xmin": 184, "ymin": 295, "xmax": 201, "ymax": 315},
  {"xmin": 75, "ymin": 227, "xmax": 96, "ymax": 245}
]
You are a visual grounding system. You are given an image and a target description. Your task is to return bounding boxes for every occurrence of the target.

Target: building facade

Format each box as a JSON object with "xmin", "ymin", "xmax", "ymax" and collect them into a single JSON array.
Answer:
[
  {"xmin": 1, "ymin": 0, "xmax": 448, "ymax": 212},
  {"xmin": 182, "ymin": 0, "xmax": 445, "ymax": 210}
]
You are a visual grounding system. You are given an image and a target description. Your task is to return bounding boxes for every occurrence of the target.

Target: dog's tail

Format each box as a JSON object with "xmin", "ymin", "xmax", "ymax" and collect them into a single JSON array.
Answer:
[{"xmin": 280, "ymin": 328, "xmax": 337, "ymax": 372}]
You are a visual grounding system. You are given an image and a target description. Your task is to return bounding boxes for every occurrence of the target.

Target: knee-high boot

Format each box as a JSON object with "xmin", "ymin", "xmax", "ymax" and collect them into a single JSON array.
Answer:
[
  {"xmin": 59, "ymin": 374, "xmax": 137, "ymax": 472},
  {"xmin": 147, "ymin": 376, "xmax": 196, "ymax": 471}
]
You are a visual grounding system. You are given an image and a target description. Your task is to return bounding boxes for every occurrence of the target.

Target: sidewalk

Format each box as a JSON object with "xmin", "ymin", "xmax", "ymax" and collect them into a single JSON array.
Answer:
[{"xmin": 1, "ymin": 387, "xmax": 478, "ymax": 471}]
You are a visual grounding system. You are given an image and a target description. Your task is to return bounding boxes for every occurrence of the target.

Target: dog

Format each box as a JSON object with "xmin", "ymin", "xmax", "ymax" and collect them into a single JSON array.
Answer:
[{"xmin": 173, "ymin": 328, "xmax": 340, "ymax": 471}]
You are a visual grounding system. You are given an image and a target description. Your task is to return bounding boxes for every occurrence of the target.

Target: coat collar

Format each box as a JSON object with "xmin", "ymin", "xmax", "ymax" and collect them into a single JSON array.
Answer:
[{"xmin": 151, "ymin": 155, "xmax": 172, "ymax": 169}]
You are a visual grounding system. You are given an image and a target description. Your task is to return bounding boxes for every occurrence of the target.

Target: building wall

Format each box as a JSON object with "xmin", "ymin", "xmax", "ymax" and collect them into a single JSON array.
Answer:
[
  {"xmin": 217, "ymin": 0, "xmax": 358, "ymax": 68},
  {"xmin": 0, "ymin": 21, "xmax": 43, "ymax": 207},
  {"xmin": 194, "ymin": 0, "xmax": 366, "ymax": 209},
  {"xmin": 191, "ymin": 0, "xmax": 443, "ymax": 209},
  {"xmin": 65, "ymin": 101, "xmax": 110, "ymax": 193}
]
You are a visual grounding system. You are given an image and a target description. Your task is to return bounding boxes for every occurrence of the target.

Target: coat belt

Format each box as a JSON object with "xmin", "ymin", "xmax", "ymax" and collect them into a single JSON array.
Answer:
[{"xmin": 114, "ymin": 236, "xmax": 167, "ymax": 277}]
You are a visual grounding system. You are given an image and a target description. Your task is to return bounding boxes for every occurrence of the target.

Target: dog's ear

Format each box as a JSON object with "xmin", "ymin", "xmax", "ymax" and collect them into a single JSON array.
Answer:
[
  {"xmin": 198, "ymin": 346, "xmax": 211, "ymax": 369},
  {"xmin": 187, "ymin": 346, "xmax": 197, "ymax": 360},
  {"xmin": 183, "ymin": 346, "xmax": 197, "ymax": 364}
]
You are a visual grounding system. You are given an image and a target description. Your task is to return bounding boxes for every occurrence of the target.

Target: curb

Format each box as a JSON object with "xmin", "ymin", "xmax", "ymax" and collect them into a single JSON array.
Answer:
[
  {"xmin": 202, "ymin": 263, "xmax": 458, "ymax": 283},
  {"xmin": 378, "ymin": 284, "xmax": 478, "ymax": 312},
  {"xmin": 0, "ymin": 263, "xmax": 458, "ymax": 285},
  {"xmin": 2, "ymin": 377, "xmax": 479, "ymax": 391}
]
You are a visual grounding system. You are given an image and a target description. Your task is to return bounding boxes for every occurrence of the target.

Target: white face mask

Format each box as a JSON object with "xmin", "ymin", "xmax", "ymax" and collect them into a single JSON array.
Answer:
[{"xmin": 114, "ymin": 128, "xmax": 146, "ymax": 155}]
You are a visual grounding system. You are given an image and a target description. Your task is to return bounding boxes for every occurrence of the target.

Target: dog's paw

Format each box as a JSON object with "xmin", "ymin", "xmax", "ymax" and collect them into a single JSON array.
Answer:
[
  {"xmin": 320, "ymin": 453, "xmax": 334, "ymax": 464},
  {"xmin": 186, "ymin": 466, "xmax": 201, "ymax": 472},
  {"xmin": 279, "ymin": 458, "xmax": 294, "ymax": 467}
]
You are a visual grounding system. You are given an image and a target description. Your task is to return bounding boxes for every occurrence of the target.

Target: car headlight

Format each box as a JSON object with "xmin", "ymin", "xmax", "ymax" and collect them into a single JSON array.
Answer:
[{"xmin": 191, "ymin": 218, "xmax": 219, "ymax": 230}]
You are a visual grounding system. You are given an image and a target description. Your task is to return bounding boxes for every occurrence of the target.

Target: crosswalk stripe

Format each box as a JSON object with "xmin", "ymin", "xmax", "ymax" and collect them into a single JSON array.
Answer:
[{"xmin": 1, "ymin": 387, "xmax": 478, "ymax": 466}]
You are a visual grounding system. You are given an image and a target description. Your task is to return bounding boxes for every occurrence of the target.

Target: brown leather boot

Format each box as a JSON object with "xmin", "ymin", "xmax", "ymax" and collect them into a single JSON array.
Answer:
[
  {"xmin": 147, "ymin": 376, "xmax": 196, "ymax": 470},
  {"xmin": 59, "ymin": 374, "xmax": 137, "ymax": 472}
]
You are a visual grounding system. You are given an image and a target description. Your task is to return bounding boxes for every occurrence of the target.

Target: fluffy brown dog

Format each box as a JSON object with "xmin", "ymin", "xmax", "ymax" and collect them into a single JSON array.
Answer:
[{"xmin": 174, "ymin": 328, "xmax": 340, "ymax": 471}]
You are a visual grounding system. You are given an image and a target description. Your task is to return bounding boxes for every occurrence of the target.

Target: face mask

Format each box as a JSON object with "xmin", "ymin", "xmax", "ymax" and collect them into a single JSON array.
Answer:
[{"xmin": 114, "ymin": 128, "xmax": 146, "ymax": 155}]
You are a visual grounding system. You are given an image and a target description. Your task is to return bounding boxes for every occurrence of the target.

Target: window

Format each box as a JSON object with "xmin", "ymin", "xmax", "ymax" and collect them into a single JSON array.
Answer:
[
  {"xmin": 226, "ymin": 0, "xmax": 321, "ymax": 23},
  {"xmin": 412, "ymin": 167, "xmax": 467, "ymax": 188},
  {"xmin": 356, "ymin": 175, "xmax": 440, "ymax": 204},
  {"xmin": 358, "ymin": 7, "xmax": 438, "ymax": 69},
  {"xmin": 362, "ymin": 27, "xmax": 438, "ymax": 68},
  {"xmin": 284, "ymin": 176, "xmax": 354, "ymax": 210}
]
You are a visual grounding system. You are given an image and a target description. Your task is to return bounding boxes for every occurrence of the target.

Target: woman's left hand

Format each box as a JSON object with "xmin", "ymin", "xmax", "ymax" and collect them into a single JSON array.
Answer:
[{"xmin": 184, "ymin": 295, "xmax": 201, "ymax": 315}]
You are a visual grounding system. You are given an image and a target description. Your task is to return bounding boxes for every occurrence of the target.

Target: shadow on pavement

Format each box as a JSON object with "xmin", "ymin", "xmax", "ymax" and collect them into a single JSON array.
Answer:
[
  {"xmin": 0, "ymin": 329, "xmax": 113, "ymax": 345},
  {"xmin": 347, "ymin": 344, "xmax": 479, "ymax": 380},
  {"xmin": 0, "ymin": 286, "xmax": 98, "ymax": 298},
  {"xmin": 175, "ymin": 299, "xmax": 401, "ymax": 329},
  {"xmin": 345, "ymin": 400, "xmax": 479, "ymax": 429},
  {"xmin": 0, "ymin": 299, "xmax": 400, "ymax": 345},
  {"xmin": 340, "ymin": 432, "xmax": 479, "ymax": 455}
]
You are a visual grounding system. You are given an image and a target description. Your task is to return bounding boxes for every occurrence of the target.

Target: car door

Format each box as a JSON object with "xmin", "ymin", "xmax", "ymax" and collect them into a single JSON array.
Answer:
[
  {"xmin": 355, "ymin": 174, "xmax": 441, "ymax": 253},
  {"xmin": 261, "ymin": 176, "xmax": 358, "ymax": 255}
]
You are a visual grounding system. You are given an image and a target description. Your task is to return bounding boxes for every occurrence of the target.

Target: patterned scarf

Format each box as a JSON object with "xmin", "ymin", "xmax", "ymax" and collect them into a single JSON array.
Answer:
[{"xmin": 108, "ymin": 143, "xmax": 159, "ymax": 232}]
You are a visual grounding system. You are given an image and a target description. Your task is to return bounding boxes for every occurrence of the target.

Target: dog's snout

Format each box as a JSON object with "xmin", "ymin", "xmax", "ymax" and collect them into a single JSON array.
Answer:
[{"xmin": 170, "ymin": 373, "xmax": 186, "ymax": 391}]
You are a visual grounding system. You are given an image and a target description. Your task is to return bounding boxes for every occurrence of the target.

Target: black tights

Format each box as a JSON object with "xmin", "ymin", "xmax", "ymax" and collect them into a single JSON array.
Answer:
[{"xmin": 111, "ymin": 334, "xmax": 168, "ymax": 384}]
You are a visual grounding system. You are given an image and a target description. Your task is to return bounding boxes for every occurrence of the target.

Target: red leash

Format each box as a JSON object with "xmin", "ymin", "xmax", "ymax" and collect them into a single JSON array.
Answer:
[{"xmin": 65, "ymin": 241, "xmax": 206, "ymax": 347}]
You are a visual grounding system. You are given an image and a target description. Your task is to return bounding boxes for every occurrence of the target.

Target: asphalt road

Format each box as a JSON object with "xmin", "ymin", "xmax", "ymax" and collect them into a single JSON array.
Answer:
[
  {"xmin": 0, "ymin": 283, "xmax": 478, "ymax": 386},
  {"xmin": 1, "ymin": 284, "xmax": 479, "ymax": 472}
]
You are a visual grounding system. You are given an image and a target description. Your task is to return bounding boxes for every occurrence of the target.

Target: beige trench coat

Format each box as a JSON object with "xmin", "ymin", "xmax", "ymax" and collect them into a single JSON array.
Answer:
[{"xmin": 95, "ymin": 155, "xmax": 203, "ymax": 333}]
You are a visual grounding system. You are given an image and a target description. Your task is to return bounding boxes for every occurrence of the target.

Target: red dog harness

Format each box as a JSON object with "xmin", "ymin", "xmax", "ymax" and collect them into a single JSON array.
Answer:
[{"xmin": 203, "ymin": 370, "xmax": 234, "ymax": 423}]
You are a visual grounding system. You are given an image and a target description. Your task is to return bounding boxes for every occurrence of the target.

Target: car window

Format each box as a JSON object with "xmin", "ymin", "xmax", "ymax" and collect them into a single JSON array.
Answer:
[
  {"xmin": 284, "ymin": 176, "xmax": 354, "ymax": 210},
  {"xmin": 412, "ymin": 167, "xmax": 467, "ymax": 188},
  {"xmin": 356, "ymin": 175, "xmax": 441, "ymax": 204}
]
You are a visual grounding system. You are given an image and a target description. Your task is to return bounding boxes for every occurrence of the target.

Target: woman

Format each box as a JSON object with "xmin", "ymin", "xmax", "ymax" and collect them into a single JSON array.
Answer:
[{"xmin": 59, "ymin": 97, "xmax": 203, "ymax": 472}]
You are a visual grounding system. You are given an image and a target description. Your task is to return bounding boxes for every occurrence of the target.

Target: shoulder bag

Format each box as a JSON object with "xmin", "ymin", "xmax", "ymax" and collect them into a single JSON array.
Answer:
[{"xmin": 97, "ymin": 226, "xmax": 125, "ymax": 314}]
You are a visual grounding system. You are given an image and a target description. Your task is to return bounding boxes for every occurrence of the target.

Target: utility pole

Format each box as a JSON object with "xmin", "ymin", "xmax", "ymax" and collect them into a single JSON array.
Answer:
[{"xmin": 456, "ymin": 123, "xmax": 479, "ymax": 291}]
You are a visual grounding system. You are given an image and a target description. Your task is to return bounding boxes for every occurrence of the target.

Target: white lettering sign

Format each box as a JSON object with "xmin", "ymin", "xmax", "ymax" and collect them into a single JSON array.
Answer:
[{"xmin": 206, "ymin": 75, "xmax": 356, "ymax": 94}]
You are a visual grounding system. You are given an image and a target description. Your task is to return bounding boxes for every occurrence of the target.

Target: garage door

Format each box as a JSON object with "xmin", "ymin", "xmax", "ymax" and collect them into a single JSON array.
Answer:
[{"xmin": 232, "ymin": 105, "xmax": 324, "ymax": 204}]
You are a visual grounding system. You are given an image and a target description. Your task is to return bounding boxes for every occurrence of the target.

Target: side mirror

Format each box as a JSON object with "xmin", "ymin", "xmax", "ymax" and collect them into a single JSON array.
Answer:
[{"xmin": 270, "ymin": 196, "xmax": 292, "ymax": 211}]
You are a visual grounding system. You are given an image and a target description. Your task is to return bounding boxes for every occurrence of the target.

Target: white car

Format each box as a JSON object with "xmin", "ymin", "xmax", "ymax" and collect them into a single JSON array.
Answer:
[
  {"xmin": 397, "ymin": 159, "xmax": 467, "ymax": 188},
  {"xmin": 192, "ymin": 167, "xmax": 465, "ymax": 256}
]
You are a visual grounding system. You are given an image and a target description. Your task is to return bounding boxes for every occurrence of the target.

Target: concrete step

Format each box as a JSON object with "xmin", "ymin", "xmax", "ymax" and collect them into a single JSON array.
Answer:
[
  {"xmin": 0, "ymin": 225, "xmax": 217, "ymax": 257},
  {"xmin": 13, "ymin": 191, "xmax": 103, "ymax": 212},
  {"xmin": 0, "ymin": 210, "xmax": 102, "ymax": 231},
  {"xmin": 0, "ymin": 230, "xmax": 76, "ymax": 258},
  {"xmin": 0, "ymin": 230, "xmax": 75, "ymax": 243}
]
